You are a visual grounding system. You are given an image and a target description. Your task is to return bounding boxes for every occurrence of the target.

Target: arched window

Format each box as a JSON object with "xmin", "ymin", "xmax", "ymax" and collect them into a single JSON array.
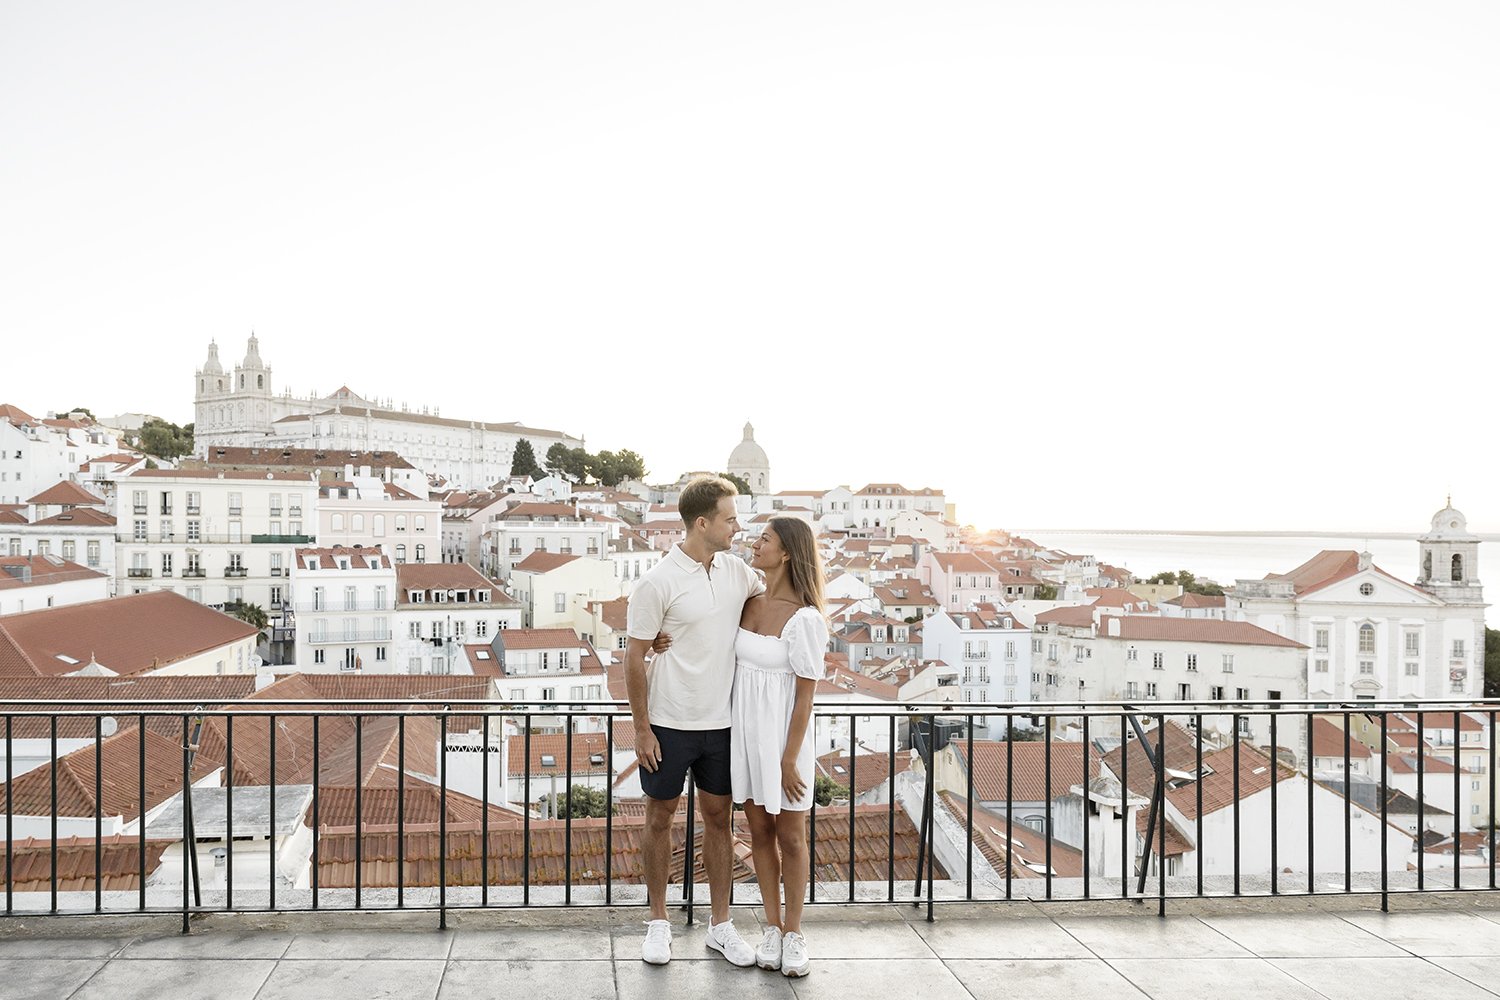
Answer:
[
  {"xmin": 199, "ymin": 379, "xmax": 204, "ymax": 393},
  {"xmin": 217, "ymin": 379, "xmax": 224, "ymax": 391},
  {"xmin": 1357, "ymin": 623, "xmax": 1375, "ymax": 654},
  {"xmin": 1452, "ymin": 554, "xmax": 1464, "ymax": 582},
  {"xmin": 416, "ymin": 543, "xmax": 426, "ymax": 563},
  {"xmin": 239, "ymin": 374, "xmax": 244, "ymax": 388},
  {"xmin": 257, "ymin": 374, "xmax": 264, "ymax": 389},
  {"xmin": 1423, "ymin": 551, "xmax": 1432, "ymax": 580}
]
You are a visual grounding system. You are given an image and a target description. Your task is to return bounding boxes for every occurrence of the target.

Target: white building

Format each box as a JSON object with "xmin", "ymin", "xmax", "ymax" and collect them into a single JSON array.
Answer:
[
  {"xmin": 920, "ymin": 551, "xmax": 1007, "ymax": 610},
  {"xmin": 507, "ymin": 551, "xmax": 623, "ymax": 629},
  {"xmin": 2, "ymin": 481, "xmax": 118, "ymax": 587},
  {"xmin": 726, "ymin": 422, "xmax": 771, "ymax": 495},
  {"xmin": 1230, "ymin": 505, "xmax": 1487, "ymax": 701},
  {"xmin": 479, "ymin": 501, "xmax": 613, "ymax": 579},
  {"xmin": 921, "ymin": 607, "xmax": 1034, "ymax": 719},
  {"xmin": 0, "ymin": 556, "xmax": 110, "ymax": 616},
  {"xmin": 0, "ymin": 404, "xmax": 123, "ymax": 506},
  {"xmin": 395, "ymin": 563, "xmax": 523, "ymax": 675},
  {"xmin": 290, "ymin": 546, "xmax": 397, "ymax": 671},
  {"xmin": 316, "ymin": 476, "xmax": 441, "ymax": 565},
  {"xmin": 193, "ymin": 336, "xmax": 582, "ymax": 489}
]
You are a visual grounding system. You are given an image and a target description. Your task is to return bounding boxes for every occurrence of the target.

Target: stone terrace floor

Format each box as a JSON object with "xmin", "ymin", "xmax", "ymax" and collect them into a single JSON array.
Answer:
[{"xmin": 5, "ymin": 894, "xmax": 1500, "ymax": 1000}]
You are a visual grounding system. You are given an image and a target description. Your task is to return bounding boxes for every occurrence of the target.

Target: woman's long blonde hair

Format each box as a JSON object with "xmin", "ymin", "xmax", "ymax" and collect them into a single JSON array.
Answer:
[{"xmin": 767, "ymin": 516, "xmax": 825, "ymax": 612}]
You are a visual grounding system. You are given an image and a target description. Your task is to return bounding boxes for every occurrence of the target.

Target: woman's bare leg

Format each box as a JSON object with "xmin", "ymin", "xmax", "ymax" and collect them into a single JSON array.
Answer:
[
  {"xmin": 743, "ymin": 801, "xmax": 783, "ymax": 928},
  {"xmin": 777, "ymin": 809, "xmax": 810, "ymax": 934}
]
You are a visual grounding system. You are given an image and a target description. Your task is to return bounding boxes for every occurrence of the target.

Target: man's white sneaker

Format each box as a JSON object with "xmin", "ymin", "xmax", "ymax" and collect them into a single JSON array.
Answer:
[
  {"xmin": 781, "ymin": 931, "xmax": 810, "ymax": 977},
  {"xmin": 704, "ymin": 918, "xmax": 756, "ymax": 967},
  {"xmin": 756, "ymin": 925, "xmax": 783, "ymax": 970},
  {"xmin": 642, "ymin": 919, "xmax": 672, "ymax": 965}
]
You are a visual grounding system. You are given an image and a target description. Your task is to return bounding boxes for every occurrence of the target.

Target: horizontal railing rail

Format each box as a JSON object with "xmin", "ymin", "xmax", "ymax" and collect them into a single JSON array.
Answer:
[{"xmin": 0, "ymin": 697, "xmax": 1495, "ymax": 934}]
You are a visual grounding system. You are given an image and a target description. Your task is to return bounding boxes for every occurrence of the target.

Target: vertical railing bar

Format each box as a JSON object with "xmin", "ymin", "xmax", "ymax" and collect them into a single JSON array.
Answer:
[
  {"xmin": 179, "ymin": 714, "xmax": 189, "ymax": 932},
  {"xmin": 1417, "ymin": 711, "xmax": 1425, "ymax": 891},
  {"xmin": 225, "ymin": 714, "xmax": 234, "ymax": 912},
  {"xmin": 4, "ymin": 714, "xmax": 12, "ymax": 915},
  {"xmin": 1082, "ymin": 713, "xmax": 1091, "ymax": 900},
  {"xmin": 685, "ymin": 776, "xmax": 696, "ymax": 924},
  {"xmin": 269, "ymin": 713, "xmax": 276, "ymax": 913},
  {"xmin": 137, "ymin": 715, "xmax": 145, "ymax": 913},
  {"xmin": 312, "ymin": 714, "xmax": 320, "ymax": 911},
  {"xmin": 1490, "ymin": 710, "xmax": 1497, "ymax": 891},
  {"xmin": 1232, "ymin": 712, "xmax": 1241, "ymax": 897},
  {"xmin": 1270, "ymin": 710, "xmax": 1278, "ymax": 896},
  {"xmin": 523, "ymin": 720, "xmax": 531, "ymax": 907},
  {"xmin": 481, "ymin": 709, "xmax": 489, "ymax": 909},
  {"xmin": 809, "ymin": 723, "xmax": 818, "ymax": 905},
  {"xmin": 1006, "ymin": 716, "xmax": 1014, "ymax": 900},
  {"xmin": 1195, "ymin": 712, "xmax": 1203, "ymax": 898},
  {"xmin": 886, "ymin": 714, "xmax": 895, "ymax": 903},
  {"xmin": 440, "ymin": 710, "xmax": 448, "ymax": 930},
  {"xmin": 1343, "ymin": 710, "xmax": 1351, "ymax": 895},
  {"xmin": 1157, "ymin": 712, "xmax": 1166, "ymax": 917},
  {"xmin": 186, "ymin": 712, "xmax": 202, "ymax": 911},
  {"xmin": 925, "ymin": 713, "xmax": 935, "ymax": 922},
  {"xmin": 1453, "ymin": 710, "xmax": 1461, "ymax": 892},
  {"xmin": 354, "ymin": 714, "xmax": 362, "ymax": 909},
  {"xmin": 605, "ymin": 713, "xmax": 615, "ymax": 906},
  {"xmin": 397, "ymin": 714, "xmax": 405, "ymax": 908},
  {"xmin": 1379, "ymin": 712, "xmax": 1388, "ymax": 912},
  {"xmin": 1119, "ymin": 711, "xmax": 1127, "ymax": 899},
  {"xmin": 1307, "ymin": 711, "xmax": 1314, "ymax": 896},
  {"xmin": 963, "ymin": 713, "xmax": 971, "ymax": 901},
  {"xmin": 1044, "ymin": 714, "xmax": 1053, "ymax": 901},
  {"xmin": 565, "ymin": 713, "xmax": 574, "ymax": 906},
  {"xmin": 94, "ymin": 714, "xmax": 102, "ymax": 913},
  {"xmin": 850, "ymin": 713, "xmax": 858, "ymax": 902},
  {"xmin": 50, "ymin": 715, "xmax": 58, "ymax": 914}
]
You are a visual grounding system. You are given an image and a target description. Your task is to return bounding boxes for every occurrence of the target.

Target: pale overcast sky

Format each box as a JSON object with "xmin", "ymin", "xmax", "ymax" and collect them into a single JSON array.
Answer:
[{"xmin": 2, "ymin": 2, "xmax": 1495, "ymax": 533}]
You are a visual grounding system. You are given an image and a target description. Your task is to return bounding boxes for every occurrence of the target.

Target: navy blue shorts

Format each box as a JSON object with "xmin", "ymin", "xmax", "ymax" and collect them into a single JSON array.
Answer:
[{"xmin": 638, "ymin": 725, "xmax": 732, "ymax": 801}]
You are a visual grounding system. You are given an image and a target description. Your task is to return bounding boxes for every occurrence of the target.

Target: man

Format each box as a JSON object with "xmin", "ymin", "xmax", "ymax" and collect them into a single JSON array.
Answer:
[{"xmin": 625, "ymin": 476, "xmax": 763, "ymax": 966}]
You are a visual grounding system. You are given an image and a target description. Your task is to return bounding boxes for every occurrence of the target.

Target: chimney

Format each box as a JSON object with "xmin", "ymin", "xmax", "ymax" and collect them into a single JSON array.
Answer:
[{"xmin": 1107, "ymin": 617, "xmax": 1120, "ymax": 638}]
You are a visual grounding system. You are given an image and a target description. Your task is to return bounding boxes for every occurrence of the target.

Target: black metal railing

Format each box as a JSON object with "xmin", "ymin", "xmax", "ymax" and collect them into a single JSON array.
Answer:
[{"xmin": 0, "ymin": 698, "xmax": 1495, "ymax": 934}]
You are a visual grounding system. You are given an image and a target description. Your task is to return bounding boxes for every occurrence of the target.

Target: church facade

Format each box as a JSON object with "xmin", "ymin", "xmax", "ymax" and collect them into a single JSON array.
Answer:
[{"xmin": 194, "ymin": 336, "xmax": 581, "ymax": 489}]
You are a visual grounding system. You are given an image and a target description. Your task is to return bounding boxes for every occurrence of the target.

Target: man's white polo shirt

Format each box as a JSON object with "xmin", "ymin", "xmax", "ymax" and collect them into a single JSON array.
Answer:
[{"xmin": 626, "ymin": 543, "xmax": 764, "ymax": 730}]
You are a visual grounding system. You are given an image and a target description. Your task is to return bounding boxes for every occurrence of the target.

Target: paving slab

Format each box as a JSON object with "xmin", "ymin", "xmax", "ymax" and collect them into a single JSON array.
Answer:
[
  {"xmin": 449, "ymin": 925, "xmax": 613, "ymax": 961},
  {"xmin": 440, "ymin": 959, "xmax": 616, "ymax": 1000},
  {"xmin": 116, "ymin": 930, "xmax": 294, "ymax": 959},
  {"xmin": 1338, "ymin": 910, "xmax": 1500, "ymax": 956},
  {"xmin": 616, "ymin": 957, "xmax": 797, "ymax": 999},
  {"xmin": 1197, "ymin": 912, "xmax": 1405, "ymax": 958},
  {"xmin": 784, "ymin": 958, "xmax": 971, "ymax": 1000},
  {"xmin": 946, "ymin": 958, "xmax": 1147, "ymax": 1000},
  {"xmin": 1110, "ymin": 957, "xmax": 1324, "ymax": 1000},
  {"xmin": 0, "ymin": 958, "xmax": 106, "ymax": 1000},
  {"xmin": 0, "ymin": 935, "xmax": 132, "ymax": 959},
  {"xmin": 780, "ymin": 918, "xmax": 935, "ymax": 959},
  {"xmin": 1054, "ymin": 914, "xmax": 1251, "ymax": 959},
  {"xmin": 1426, "ymin": 956, "xmax": 1500, "ymax": 995},
  {"xmin": 70, "ymin": 958, "xmax": 274, "ymax": 1000},
  {"xmin": 254, "ymin": 958, "xmax": 446, "ymax": 1000},
  {"xmin": 912, "ymin": 916, "xmax": 1092, "ymax": 959},
  {"xmin": 281, "ymin": 927, "xmax": 453, "ymax": 960},
  {"xmin": 1271, "ymin": 957, "xmax": 1499, "ymax": 1000},
  {"xmin": 608, "ymin": 910, "xmax": 763, "ymax": 962}
]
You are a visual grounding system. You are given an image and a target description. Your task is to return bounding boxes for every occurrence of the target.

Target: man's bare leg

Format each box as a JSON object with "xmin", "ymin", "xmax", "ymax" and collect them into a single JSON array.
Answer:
[
  {"xmin": 696, "ymin": 789, "xmax": 735, "ymax": 925},
  {"xmin": 741, "ymin": 801, "xmax": 782, "ymax": 927},
  {"xmin": 644, "ymin": 794, "xmax": 680, "ymax": 921}
]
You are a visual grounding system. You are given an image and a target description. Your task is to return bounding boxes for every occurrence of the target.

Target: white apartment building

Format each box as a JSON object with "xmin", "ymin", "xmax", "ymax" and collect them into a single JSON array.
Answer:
[
  {"xmin": 0, "ymin": 405, "xmax": 123, "ymax": 506},
  {"xmin": 508, "ymin": 552, "xmax": 623, "ymax": 629},
  {"xmin": 316, "ymin": 476, "xmax": 441, "ymax": 565},
  {"xmin": 1037, "ymin": 613, "xmax": 1309, "ymax": 752},
  {"xmin": 608, "ymin": 530, "xmax": 664, "ymax": 589},
  {"xmin": 479, "ymin": 502, "xmax": 613, "ymax": 579},
  {"xmin": 485, "ymin": 626, "xmax": 609, "ymax": 712},
  {"xmin": 1231, "ymin": 505, "xmax": 1486, "ymax": 701},
  {"xmin": 2, "ymin": 481, "xmax": 118, "ymax": 587},
  {"xmin": 395, "ymin": 563, "xmax": 523, "ymax": 675},
  {"xmin": 919, "ymin": 551, "xmax": 1007, "ymax": 610},
  {"xmin": 0, "ymin": 556, "xmax": 111, "ymax": 615},
  {"xmin": 113, "ymin": 470, "xmax": 315, "ymax": 635},
  {"xmin": 193, "ymin": 336, "xmax": 582, "ymax": 488},
  {"xmin": 290, "ymin": 546, "xmax": 397, "ymax": 671},
  {"xmin": 192, "ymin": 446, "xmax": 427, "ymax": 497},
  {"xmin": 921, "ymin": 607, "xmax": 1034, "ymax": 722}
]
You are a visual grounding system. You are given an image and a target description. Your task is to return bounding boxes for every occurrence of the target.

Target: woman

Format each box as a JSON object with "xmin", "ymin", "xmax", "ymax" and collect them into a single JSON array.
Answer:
[{"xmin": 652, "ymin": 515, "xmax": 828, "ymax": 976}]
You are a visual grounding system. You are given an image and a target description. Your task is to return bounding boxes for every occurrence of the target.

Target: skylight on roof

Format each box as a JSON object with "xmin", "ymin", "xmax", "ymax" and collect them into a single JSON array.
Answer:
[
  {"xmin": 476, "ymin": 650, "xmax": 490, "ymax": 660},
  {"xmin": 55, "ymin": 654, "xmax": 79, "ymax": 664}
]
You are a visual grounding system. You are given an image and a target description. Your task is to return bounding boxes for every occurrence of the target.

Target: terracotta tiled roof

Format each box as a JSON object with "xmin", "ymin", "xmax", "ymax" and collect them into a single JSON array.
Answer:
[
  {"xmin": 24, "ymin": 480, "xmax": 104, "ymax": 506},
  {"xmin": 294, "ymin": 546, "xmax": 391, "ymax": 570},
  {"xmin": 498, "ymin": 628, "xmax": 584, "ymax": 651},
  {"xmin": 0, "ymin": 836, "xmax": 173, "ymax": 892},
  {"xmin": 1311, "ymin": 718, "xmax": 1374, "ymax": 759},
  {"xmin": 0, "ymin": 510, "xmax": 26, "ymax": 525},
  {"xmin": 1163, "ymin": 593, "xmax": 1228, "ymax": 609},
  {"xmin": 589, "ymin": 597, "xmax": 629, "ymax": 632},
  {"xmin": 0, "ymin": 403, "xmax": 37, "ymax": 426},
  {"xmin": 954, "ymin": 740, "xmax": 1098, "ymax": 804},
  {"xmin": 0, "ymin": 556, "xmax": 108, "ymax": 591},
  {"xmin": 1101, "ymin": 725, "xmax": 1296, "ymax": 821},
  {"xmin": 194, "ymin": 446, "xmax": 418, "ymax": 471},
  {"xmin": 315, "ymin": 784, "xmax": 523, "ymax": 830},
  {"xmin": 512, "ymin": 552, "xmax": 581, "ymax": 573},
  {"xmin": 0, "ymin": 675, "xmax": 257, "ymax": 738},
  {"xmin": 929, "ymin": 552, "xmax": 996, "ymax": 574},
  {"xmin": 0, "ymin": 592, "xmax": 259, "ymax": 678},
  {"xmin": 1388, "ymin": 754, "xmax": 1458, "ymax": 775},
  {"xmin": 0, "ymin": 728, "xmax": 217, "ymax": 818},
  {"xmin": 938, "ymin": 792, "xmax": 1086, "ymax": 878},
  {"xmin": 508, "ymin": 732, "xmax": 613, "ymax": 774},
  {"xmin": 27, "ymin": 507, "xmax": 115, "ymax": 528},
  {"xmin": 496, "ymin": 503, "xmax": 587, "ymax": 520},
  {"xmin": 1109, "ymin": 617, "xmax": 1305, "ymax": 649},
  {"xmin": 816, "ymin": 751, "xmax": 912, "ymax": 797},
  {"xmin": 278, "ymin": 406, "xmax": 574, "ymax": 440},
  {"xmin": 127, "ymin": 469, "xmax": 317, "ymax": 481},
  {"xmin": 395, "ymin": 562, "xmax": 495, "ymax": 594},
  {"xmin": 1034, "ymin": 606, "xmax": 1095, "ymax": 628}
]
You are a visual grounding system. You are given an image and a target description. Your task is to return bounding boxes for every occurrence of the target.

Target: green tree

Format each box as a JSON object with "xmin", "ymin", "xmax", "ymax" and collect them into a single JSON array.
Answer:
[
  {"xmin": 543, "ymin": 784, "xmax": 613, "ymax": 818},
  {"xmin": 1146, "ymin": 570, "xmax": 1223, "ymax": 597},
  {"xmin": 813, "ymin": 773, "xmax": 849, "ymax": 806},
  {"xmin": 1486, "ymin": 628, "xmax": 1500, "ymax": 698},
  {"xmin": 231, "ymin": 602, "xmax": 269, "ymax": 631},
  {"xmin": 138, "ymin": 418, "xmax": 193, "ymax": 460},
  {"xmin": 718, "ymin": 471, "xmax": 752, "ymax": 495},
  {"xmin": 609, "ymin": 449, "xmax": 647, "ymax": 485},
  {"xmin": 510, "ymin": 439, "xmax": 543, "ymax": 479},
  {"xmin": 54, "ymin": 406, "xmax": 95, "ymax": 420},
  {"xmin": 1035, "ymin": 584, "xmax": 1058, "ymax": 600}
]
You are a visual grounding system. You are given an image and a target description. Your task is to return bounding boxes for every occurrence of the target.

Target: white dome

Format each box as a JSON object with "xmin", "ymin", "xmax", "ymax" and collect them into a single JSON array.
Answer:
[
  {"xmin": 1424, "ymin": 500, "xmax": 1478, "ymax": 540},
  {"xmin": 728, "ymin": 422, "xmax": 768, "ymax": 470},
  {"xmin": 202, "ymin": 340, "xmax": 224, "ymax": 375}
]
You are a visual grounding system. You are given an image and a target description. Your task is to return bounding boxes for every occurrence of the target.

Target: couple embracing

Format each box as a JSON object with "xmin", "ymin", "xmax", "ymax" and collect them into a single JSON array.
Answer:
[{"xmin": 624, "ymin": 475, "xmax": 828, "ymax": 976}]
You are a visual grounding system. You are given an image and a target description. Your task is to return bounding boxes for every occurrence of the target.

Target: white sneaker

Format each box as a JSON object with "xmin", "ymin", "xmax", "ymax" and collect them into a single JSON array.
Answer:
[
  {"xmin": 756, "ymin": 925, "xmax": 783, "ymax": 970},
  {"xmin": 704, "ymin": 918, "xmax": 756, "ymax": 967},
  {"xmin": 642, "ymin": 919, "xmax": 672, "ymax": 965},
  {"xmin": 781, "ymin": 931, "xmax": 810, "ymax": 977}
]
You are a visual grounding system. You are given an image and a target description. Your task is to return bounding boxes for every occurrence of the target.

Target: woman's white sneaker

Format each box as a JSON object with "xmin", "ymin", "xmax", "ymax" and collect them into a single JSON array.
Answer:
[
  {"xmin": 642, "ymin": 919, "xmax": 673, "ymax": 965},
  {"xmin": 756, "ymin": 926, "xmax": 783, "ymax": 970},
  {"xmin": 704, "ymin": 918, "xmax": 756, "ymax": 967},
  {"xmin": 781, "ymin": 931, "xmax": 810, "ymax": 977}
]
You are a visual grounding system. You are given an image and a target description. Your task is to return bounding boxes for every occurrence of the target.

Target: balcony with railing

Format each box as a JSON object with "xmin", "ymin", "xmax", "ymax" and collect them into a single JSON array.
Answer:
[
  {"xmin": 305, "ymin": 630, "xmax": 393, "ymax": 644},
  {"xmin": 125, "ymin": 568, "xmax": 153, "ymax": 578},
  {"xmin": 293, "ymin": 601, "xmax": 394, "ymax": 613},
  {"xmin": 181, "ymin": 567, "xmax": 206, "ymax": 578},
  {"xmin": 251, "ymin": 534, "xmax": 315, "ymax": 545},
  {"xmin": 0, "ymin": 696, "xmax": 1495, "ymax": 996},
  {"xmin": 224, "ymin": 566, "xmax": 248, "ymax": 578}
]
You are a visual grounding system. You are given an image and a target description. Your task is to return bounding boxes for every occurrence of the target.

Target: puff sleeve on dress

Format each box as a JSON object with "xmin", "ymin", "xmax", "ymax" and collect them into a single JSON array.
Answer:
[{"xmin": 785, "ymin": 607, "xmax": 830, "ymax": 681}]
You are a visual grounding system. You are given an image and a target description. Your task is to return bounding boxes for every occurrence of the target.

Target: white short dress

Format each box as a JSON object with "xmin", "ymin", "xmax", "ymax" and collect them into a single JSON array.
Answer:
[{"xmin": 730, "ymin": 606, "xmax": 830, "ymax": 814}]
